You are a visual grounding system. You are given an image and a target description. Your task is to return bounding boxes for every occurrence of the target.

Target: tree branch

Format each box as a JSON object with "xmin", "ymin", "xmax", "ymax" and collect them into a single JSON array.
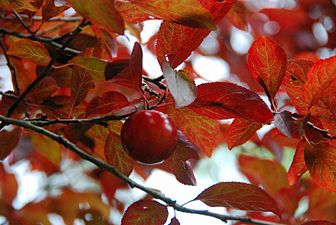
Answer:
[
  {"xmin": 0, "ymin": 115, "xmax": 284, "ymax": 225},
  {"xmin": 13, "ymin": 10, "xmax": 34, "ymax": 35},
  {"xmin": 0, "ymin": 20, "xmax": 88, "ymax": 130},
  {"xmin": 0, "ymin": 28, "xmax": 80, "ymax": 55}
]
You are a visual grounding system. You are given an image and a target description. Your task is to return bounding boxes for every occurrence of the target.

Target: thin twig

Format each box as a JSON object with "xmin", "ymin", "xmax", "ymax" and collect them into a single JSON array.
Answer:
[
  {"xmin": 0, "ymin": 28, "xmax": 80, "ymax": 55},
  {"xmin": 13, "ymin": 11, "xmax": 34, "ymax": 35},
  {"xmin": 0, "ymin": 39, "xmax": 20, "ymax": 94},
  {"xmin": 0, "ymin": 20, "xmax": 88, "ymax": 130},
  {"xmin": 1, "ymin": 14, "xmax": 82, "ymax": 22},
  {"xmin": 0, "ymin": 115, "xmax": 284, "ymax": 225},
  {"xmin": 143, "ymin": 75, "xmax": 166, "ymax": 90}
]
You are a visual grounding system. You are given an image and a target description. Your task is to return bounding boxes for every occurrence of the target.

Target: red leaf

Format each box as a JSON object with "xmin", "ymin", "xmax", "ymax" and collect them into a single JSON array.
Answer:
[
  {"xmin": 283, "ymin": 59, "xmax": 313, "ymax": 114},
  {"xmin": 156, "ymin": 0, "xmax": 235, "ymax": 68},
  {"xmin": 303, "ymin": 56, "xmax": 336, "ymax": 113},
  {"xmin": 189, "ymin": 82, "xmax": 273, "ymax": 123},
  {"xmin": 7, "ymin": 39, "xmax": 51, "ymax": 66},
  {"xmin": 121, "ymin": 200, "xmax": 168, "ymax": 225},
  {"xmin": 70, "ymin": 66, "xmax": 95, "ymax": 115},
  {"xmin": 247, "ymin": 36, "xmax": 287, "ymax": 102},
  {"xmin": 156, "ymin": 21, "xmax": 210, "ymax": 68},
  {"xmin": 226, "ymin": 118, "xmax": 262, "ymax": 149},
  {"xmin": 115, "ymin": 0, "xmax": 216, "ymax": 29},
  {"xmin": 304, "ymin": 140, "xmax": 336, "ymax": 191},
  {"xmin": 104, "ymin": 132, "xmax": 134, "ymax": 176},
  {"xmin": 70, "ymin": 0, "xmax": 124, "ymax": 34},
  {"xmin": 161, "ymin": 105, "xmax": 222, "ymax": 156},
  {"xmin": 288, "ymin": 141, "xmax": 307, "ymax": 185},
  {"xmin": 0, "ymin": 128, "xmax": 21, "ymax": 160},
  {"xmin": 86, "ymin": 91, "xmax": 132, "ymax": 117},
  {"xmin": 194, "ymin": 182, "xmax": 281, "ymax": 217}
]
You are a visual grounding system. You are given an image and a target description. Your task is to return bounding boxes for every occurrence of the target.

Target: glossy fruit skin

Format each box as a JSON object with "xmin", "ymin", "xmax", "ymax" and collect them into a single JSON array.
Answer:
[{"xmin": 121, "ymin": 110, "xmax": 178, "ymax": 164}]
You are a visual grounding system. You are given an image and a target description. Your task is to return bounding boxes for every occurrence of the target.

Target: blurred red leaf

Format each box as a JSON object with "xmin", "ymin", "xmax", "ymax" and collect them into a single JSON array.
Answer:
[
  {"xmin": 121, "ymin": 200, "xmax": 168, "ymax": 225},
  {"xmin": 288, "ymin": 141, "xmax": 307, "ymax": 185},
  {"xmin": 7, "ymin": 39, "xmax": 51, "ymax": 66},
  {"xmin": 238, "ymin": 155, "xmax": 289, "ymax": 196},
  {"xmin": 194, "ymin": 182, "xmax": 281, "ymax": 217},
  {"xmin": 0, "ymin": 163, "xmax": 18, "ymax": 206},
  {"xmin": 247, "ymin": 36, "xmax": 287, "ymax": 103},
  {"xmin": 0, "ymin": 127, "xmax": 21, "ymax": 160},
  {"xmin": 226, "ymin": 118, "xmax": 262, "ymax": 149},
  {"xmin": 189, "ymin": 82, "xmax": 273, "ymax": 123},
  {"xmin": 70, "ymin": 0, "xmax": 124, "ymax": 34},
  {"xmin": 301, "ymin": 221, "xmax": 336, "ymax": 225}
]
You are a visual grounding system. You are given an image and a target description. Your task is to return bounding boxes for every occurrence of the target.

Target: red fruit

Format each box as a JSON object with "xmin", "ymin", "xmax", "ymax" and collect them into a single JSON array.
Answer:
[{"xmin": 121, "ymin": 110, "xmax": 178, "ymax": 164}]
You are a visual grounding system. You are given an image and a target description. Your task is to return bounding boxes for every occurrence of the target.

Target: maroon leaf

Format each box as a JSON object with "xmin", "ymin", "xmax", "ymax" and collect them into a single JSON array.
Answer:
[
  {"xmin": 0, "ymin": 128, "xmax": 21, "ymax": 160},
  {"xmin": 104, "ymin": 132, "xmax": 134, "ymax": 176},
  {"xmin": 189, "ymin": 82, "xmax": 273, "ymax": 123},
  {"xmin": 86, "ymin": 91, "xmax": 132, "ymax": 117},
  {"xmin": 70, "ymin": 66, "xmax": 95, "ymax": 115},
  {"xmin": 121, "ymin": 200, "xmax": 168, "ymax": 225},
  {"xmin": 169, "ymin": 217, "xmax": 180, "ymax": 225},
  {"xmin": 274, "ymin": 111, "xmax": 300, "ymax": 138},
  {"xmin": 194, "ymin": 182, "xmax": 281, "ymax": 217}
]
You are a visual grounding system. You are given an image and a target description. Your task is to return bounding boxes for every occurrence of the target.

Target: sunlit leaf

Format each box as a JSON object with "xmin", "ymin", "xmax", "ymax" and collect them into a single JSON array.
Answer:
[
  {"xmin": 70, "ymin": 0, "xmax": 124, "ymax": 34},
  {"xmin": 71, "ymin": 56, "xmax": 108, "ymax": 81},
  {"xmin": 194, "ymin": 182, "xmax": 281, "ymax": 217},
  {"xmin": 121, "ymin": 200, "xmax": 168, "ymax": 225},
  {"xmin": 115, "ymin": 0, "xmax": 216, "ymax": 29},
  {"xmin": 8, "ymin": 39, "xmax": 51, "ymax": 66},
  {"xmin": 30, "ymin": 132, "xmax": 61, "ymax": 166},
  {"xmin": 247, "ymin": 36, "xmax": 287, "ymax": 102},
  {"xmin": 226, "ymin": 118, "xmax": 261, "ymax": 149}
]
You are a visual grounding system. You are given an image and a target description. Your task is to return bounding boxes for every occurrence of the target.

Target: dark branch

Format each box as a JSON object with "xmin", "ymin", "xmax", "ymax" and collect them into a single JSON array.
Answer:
[
  {"xmin": 0, "ymin": 115, "xmax": 284, "ymax": 225},
  {"xmin": 13, "ymin": 10, "xmax": 34, "ymax": 35},
  {"xmin": 0, "ymin": 28, "xmax": 80, "ymax": 55}
]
